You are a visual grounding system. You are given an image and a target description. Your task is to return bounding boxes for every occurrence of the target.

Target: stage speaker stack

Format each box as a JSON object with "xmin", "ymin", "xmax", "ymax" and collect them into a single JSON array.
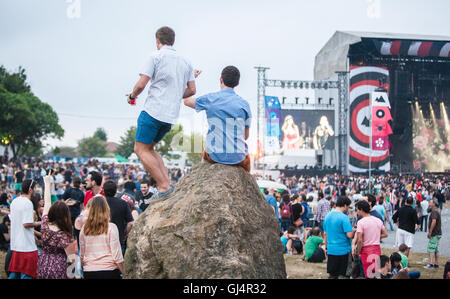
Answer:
[{"xmin": 316, "ymin": 150, "xmax": 323, "ymax": 169}]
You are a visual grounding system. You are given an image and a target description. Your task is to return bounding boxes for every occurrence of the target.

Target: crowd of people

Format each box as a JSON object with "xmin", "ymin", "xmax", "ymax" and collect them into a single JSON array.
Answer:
[
  {"xmin": 0, "ymin": 156, "xmax": 186, "ymax": 279},
  {"xmin": 1, "ymin": 155, "xmax": 449, "ymax": 279},
  {"xmin": 264, "ymin": 172, "xmax": 449, "ymax": 279}
]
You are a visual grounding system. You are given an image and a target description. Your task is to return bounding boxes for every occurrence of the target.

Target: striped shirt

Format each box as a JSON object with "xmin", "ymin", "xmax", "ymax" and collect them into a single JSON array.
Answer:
[
  {"xmin": 140, "ymin": 45, "xmax": 195, "ymax": 124},
  {"xmin": 79, "ymin": 223, "xmax": 123, "ymax": 272}
]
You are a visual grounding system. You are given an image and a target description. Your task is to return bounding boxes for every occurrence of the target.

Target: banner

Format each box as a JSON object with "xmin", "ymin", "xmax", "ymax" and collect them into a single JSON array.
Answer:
[
  {"xmin": 349, "ymin": 65, "xmax": 391, "ymax": 173},
  {"xmin": 265, "ymin": 96, "xmax": 281, "ymax": 154},
  {"xmin": 371, "ymin": 91, "xmax": 393, "ymax": 152}
]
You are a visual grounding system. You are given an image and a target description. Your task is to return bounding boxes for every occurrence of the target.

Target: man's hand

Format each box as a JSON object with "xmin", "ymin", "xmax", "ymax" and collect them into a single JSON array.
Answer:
[
  {"xmin": 194, "ymin": 69, "xmax": 202, "ymax": 79},
  {"xmin": 126, "ymin": 94, "xmax": 136, "ymax": 105}
]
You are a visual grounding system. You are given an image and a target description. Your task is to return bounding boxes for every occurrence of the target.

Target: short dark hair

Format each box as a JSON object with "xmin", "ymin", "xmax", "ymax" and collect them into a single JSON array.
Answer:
[
  {"xmin": 406, "ymin": 197, "xmax": 414, "ymax": 205},
  {"xmin": 221, "ymin": 66, "xmax": 240, "ymax": 88},
  {"xmin": 380, "ymin": 255, "xmax": 390, "ymax": 268},
  {"xmin": 73, "ymin": 176, "xmax": 81, "ymax": 189},
  {"xmin": 287, "ymin": 226, "xmax": 296, "ymax": 234},
  {"xmin": 367, "ymin": 194, "xmax": 377, "ymax": 208},
  {"xmin": 103, "ymin": 180, "xmax": 117, "ymax": 197},
  {"xmin": 336, "ymin": 196, "xmax": 351, "ymax": 207},
  {"xmin": 310, "ymin": 227, "xmax": 320, "ymax": 236},
  {"xmin": 140, "ymin": 180, "xmax": 150, "ymax": 187},
  {"xmin": 390, "ymin": 252, "xmax": 402, "ymax": 264},
  {"xmin": 22, "ymin": 179, "xmax": 36, "ymax": 194},
  {"xmin": 156, "ymin": 26, "xmax": 175, "ymax": 46},
  {"xmin": 355, "ymin": 200, "xmax": 371, "ymax": 213},
  {"xmin": 89, "ymin": 171, "xmax": 102, "ymax": 186}
]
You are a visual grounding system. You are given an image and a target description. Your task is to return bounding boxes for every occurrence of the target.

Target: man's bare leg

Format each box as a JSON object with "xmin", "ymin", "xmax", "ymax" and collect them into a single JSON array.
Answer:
[
  {"xmin": 134, "ymin": 141, "xmax": 170, "ymax": 192},
  {"xmin": 150, "ymin": 150, "xmax": 171, "ymax": 186}
]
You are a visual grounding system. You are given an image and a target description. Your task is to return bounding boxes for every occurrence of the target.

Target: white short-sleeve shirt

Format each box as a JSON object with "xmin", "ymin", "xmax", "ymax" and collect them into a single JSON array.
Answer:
[
  {"xmin": 140, "ymin": 45, "xmax": 195, "ymax": 124},
  {"xmin": 9, "ymin": 196, "xmax": 37, "ymax": 252}
]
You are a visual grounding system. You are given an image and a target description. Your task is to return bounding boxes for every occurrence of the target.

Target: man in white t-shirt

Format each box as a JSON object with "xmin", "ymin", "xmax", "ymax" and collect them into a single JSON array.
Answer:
[
  {"xmin": 8, "ymin": 179, "xmax": 40, "ymax": 279},
  {"xmin": 126, "ymin": 26, "xmax": 200, "ymax": 200}
]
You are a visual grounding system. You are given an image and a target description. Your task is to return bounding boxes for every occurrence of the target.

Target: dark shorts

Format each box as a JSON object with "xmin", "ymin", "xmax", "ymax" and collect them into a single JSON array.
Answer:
[
  {"xmin": 135, "ymin": 111, "xmax": 172, "ymax": 145},
  {"xmin": 327, "ymin": 253, "xmax": 351, "ymax": 278}
]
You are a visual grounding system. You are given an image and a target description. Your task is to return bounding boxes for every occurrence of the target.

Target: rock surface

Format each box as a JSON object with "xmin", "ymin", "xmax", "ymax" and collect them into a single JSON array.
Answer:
[{"xmin": 124, "ymin": 161, "xmax": 286, "ymax": 279}]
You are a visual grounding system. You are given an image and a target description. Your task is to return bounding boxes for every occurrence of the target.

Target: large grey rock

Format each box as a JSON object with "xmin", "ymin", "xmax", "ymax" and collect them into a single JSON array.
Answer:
[{"xmin": 124, "ymin": 161, "xmax": 286, "ymax": 279}]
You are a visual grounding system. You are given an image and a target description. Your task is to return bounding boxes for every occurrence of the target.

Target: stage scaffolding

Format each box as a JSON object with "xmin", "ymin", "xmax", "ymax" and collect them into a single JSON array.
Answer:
[{"xmin": 254, "ymin": 67, "xmax": 350, "ymax": 175}]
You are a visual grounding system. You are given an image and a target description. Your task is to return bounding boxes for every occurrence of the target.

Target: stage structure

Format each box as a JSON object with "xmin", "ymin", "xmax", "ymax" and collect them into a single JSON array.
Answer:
[
  {"xmin": 255, "ymin": 67, "xmax": 350, "ymax": 175},
  {"xmin": 314, "ymin": 31, "xmax": 450, "ymax": 173}
]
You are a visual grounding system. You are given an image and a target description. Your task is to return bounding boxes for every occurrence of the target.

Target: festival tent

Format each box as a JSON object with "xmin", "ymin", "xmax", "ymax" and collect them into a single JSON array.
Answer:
[{"xmin": 256, "ymin": 180, "xmax": 288, "ymax": 194}]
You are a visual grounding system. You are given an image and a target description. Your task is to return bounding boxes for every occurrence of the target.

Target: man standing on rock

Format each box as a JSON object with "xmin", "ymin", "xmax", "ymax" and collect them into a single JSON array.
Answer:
[
  {"xmin": 126, "ymin": 26, "xmax": 201, "ymax": 199},
  {"xmin": 183, "ymin": 66, "xmax": 252, "ymax": 172}
]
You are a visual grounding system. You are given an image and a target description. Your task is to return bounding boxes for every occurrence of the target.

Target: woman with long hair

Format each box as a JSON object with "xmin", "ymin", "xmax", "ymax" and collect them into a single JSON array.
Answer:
[
  {"xmin": 281, "ymin": 115, "xmax": 301, "ymax": 151},
  {"xmin": 79, "ymin": 195, "xmax": 124, "ymax": 279},
  {"xmin": 38, "ymin": 171, "xmax": 75, "ymax": 279}
]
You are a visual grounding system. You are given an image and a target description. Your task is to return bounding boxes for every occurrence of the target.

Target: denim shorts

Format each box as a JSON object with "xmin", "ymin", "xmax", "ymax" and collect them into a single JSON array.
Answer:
[{"xmin": 135, "ymin": 111, "xmax": 172, "ymax": 145}]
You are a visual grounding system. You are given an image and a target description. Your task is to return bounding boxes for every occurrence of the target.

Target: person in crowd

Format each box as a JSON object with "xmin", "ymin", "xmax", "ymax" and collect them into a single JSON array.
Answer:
[
  {"xmin": 444, "ymin": 260, "xmax": 450, "ymax": 279},
  {"xmin": 279, "ymin": 193, "xmax": 292, "ymax": 233},
  {"xmin": 103, "ymin": 180, "xmax": 134, "ymax": 255},
  {"xmin": 316, "ymin": 191, "xmax": 331, "ymax": 237},
  {"xmin": 390, "ymin": 252, "xmax": 419, "ymax": 279},
  {"xmin": 8, "ymin": 179, "xmax": 40, "ymax": 279},
  {"xmin": 136, "ymin": 180, "xmax": 154, "ymax": 212},
  {"xmin": 365, "ymin": 194, "xmax": 383, "ymax": 222},
  {"xmin": 79, "ymin": 195, "xmax": 124, "ymax": 279},
  {"xmin": 265, "ymin": 188, "xmax": 281, "ymax": 233},
  {"xmin": 392, "ymin": 197, "xmax": 419, "ymax": 249},
  {"xmin": 355, "ymin": 200, "xmax": 388, "ymax": 279},
  {"xmin": 83, "ymin": 171, "xmax": 105, "ymax": 207},
  {"xmin": 323, "ymin": 196, "xmax": 354, "ymax": 279},
  {"xmin": 424, "ymin": 198, "xmax": 442, "ymax": 269},
  {"xmin": 280, "ymin": 226, "xmax": 302, "ymax": 255},
  {"xmin": 290, "ymin": 194, "xmax": 304, "ymax": 236},
  {"xmin": 419, "ymin": 198, "xmax": 429, "ymax": 232},
  {"xmin": 62, "ymin": 176, "xmax": 84, "ymax": 228},
  {"xmin": 0, "ymin": 215, "xmax": 11, "ymax": 251},
  {"xmin": 304, "ymin": 227, "xmax": 326, "ymax": 263},
  {"xmin": 37, "ymin": 171, "xmax": 76, "ymax": 279},
  {"xmin": 374, "ymin": 196, "xmax": 387, "ymax": 223}
]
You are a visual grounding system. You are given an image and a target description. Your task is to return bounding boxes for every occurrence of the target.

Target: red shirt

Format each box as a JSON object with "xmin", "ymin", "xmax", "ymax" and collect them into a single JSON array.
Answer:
[{"xmin": 83, "ymin": 189, "xmax": 105, "ymax": 207}]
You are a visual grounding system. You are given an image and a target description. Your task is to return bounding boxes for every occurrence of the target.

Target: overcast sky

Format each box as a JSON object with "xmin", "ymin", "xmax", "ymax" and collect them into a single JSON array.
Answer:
[{"xmin": 1, "ymin": 0, "xmax": 449, "ymax": 153}]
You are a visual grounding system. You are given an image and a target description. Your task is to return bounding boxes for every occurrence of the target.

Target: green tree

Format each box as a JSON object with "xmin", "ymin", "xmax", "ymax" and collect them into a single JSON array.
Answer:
[
  {"xmin": 156, "ymin": 124, "xmax": 184, "ymax": 157},
  {"xmin": 116, "ymin": 126, "xmax": 137, "ymax": 158},
  {"xmin": 77, "ymin": 136, "xmax": 107, "ymax": 158},
  {"xmin": 94, "ymin": 127, "xmax": 108, "ymax": 142},
  {"xmin": 51, "ymin": 146, "xmax": 78, "ymax": 157},
  {"xmin": 0, "ymin": 67, "xmax": 64, "ymax": 158}
]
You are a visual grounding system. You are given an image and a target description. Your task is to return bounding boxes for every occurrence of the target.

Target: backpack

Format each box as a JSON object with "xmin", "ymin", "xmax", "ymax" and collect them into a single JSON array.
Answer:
[{"xmin": 280, "ymin": 203, "xmax": 291, "ymax": 219}]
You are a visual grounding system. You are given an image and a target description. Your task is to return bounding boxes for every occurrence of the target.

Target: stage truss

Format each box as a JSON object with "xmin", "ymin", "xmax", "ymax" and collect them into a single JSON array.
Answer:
[{"xmin": 255, "ymin": 67, "xmax": 350, "ymax": 175}]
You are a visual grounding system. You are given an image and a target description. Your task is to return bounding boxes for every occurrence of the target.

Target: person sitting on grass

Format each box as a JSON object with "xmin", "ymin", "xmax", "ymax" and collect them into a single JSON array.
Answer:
[
  {"xmin": 390, "ymin": 252, "xmax": 420, "ymax": 279},
  {"xmin": 183, "ymin": 66, "xmax": 252, "ymax": 172},
  {"xmin": 398, "ymin": 243, "xmax": 410, "ymax": 268},
  {"xmin": 281, "ymin": 226, "xmax": 302, "ymax": 255},
  {"xmin": 303, "ymin": 227, "xmax": 326, "ymax": 263}
]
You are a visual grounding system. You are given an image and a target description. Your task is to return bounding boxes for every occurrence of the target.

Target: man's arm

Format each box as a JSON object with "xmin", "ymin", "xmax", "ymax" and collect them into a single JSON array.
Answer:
[
  {"xmin": 380, "ymin": 226, "xmax": 388, "ymax": 239},
  {"xmin": 245, "ymin": 128, "xmax": 250, "ymax": 141},
  {"xmin": 183, "ymin": 96, "xmax": 196, "ymax": 109},
  {"xmin": 183, "ymin": 81, "xmax": 196, "ymax": 99},
  {"xmin": 127, "ymin": 75, "xmax": 150, "ymax": 101}
]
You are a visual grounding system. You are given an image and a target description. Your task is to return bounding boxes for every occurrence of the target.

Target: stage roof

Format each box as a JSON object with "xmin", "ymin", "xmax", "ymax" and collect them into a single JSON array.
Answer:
[{"xmin": 314, "ymin": 31, "xmax": 450, "ymax": 80}]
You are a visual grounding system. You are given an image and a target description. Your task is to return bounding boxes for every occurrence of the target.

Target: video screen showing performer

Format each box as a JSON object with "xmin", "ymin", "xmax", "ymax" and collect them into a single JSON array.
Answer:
[
  {"xmin": 280, "ymin": 110, "xmax": 335, "ymax": 152},
  {"xmin": 313, "ymin": 116, "xmax": 335, "ymax": 150}
]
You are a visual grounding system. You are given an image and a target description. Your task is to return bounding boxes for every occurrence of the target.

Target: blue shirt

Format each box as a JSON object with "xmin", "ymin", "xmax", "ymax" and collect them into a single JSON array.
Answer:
[
  {"xmin": 265, "ymin": 195, "xmax": 279, "ymax": 221},
  {"xmin": 196, "ymin": 89, "xmax": 252, "ymax": 165},
  {"xmin": 323, "ymin": 210, "xmax": 353, "ymax": 255},
  {"xmin": 373, "ymin": 204, "xmax": 386, "ymax": 222}
]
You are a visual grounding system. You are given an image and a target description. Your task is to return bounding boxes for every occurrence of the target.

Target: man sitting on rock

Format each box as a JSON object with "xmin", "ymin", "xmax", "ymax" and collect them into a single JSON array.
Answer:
[{"xmin": 183, "ymin": 66, "xmax": 252, "ymax": 172}]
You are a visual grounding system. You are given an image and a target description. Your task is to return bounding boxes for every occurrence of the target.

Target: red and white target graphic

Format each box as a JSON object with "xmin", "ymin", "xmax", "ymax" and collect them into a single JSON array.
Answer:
[{"xmin": 349, "ymin": 66, "xmax": 391, "ymax": 173}]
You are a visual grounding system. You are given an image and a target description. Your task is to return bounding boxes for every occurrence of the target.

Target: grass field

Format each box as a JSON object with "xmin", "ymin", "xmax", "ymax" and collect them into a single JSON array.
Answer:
[
  {"xmin": 285, "ymin": 248, "xmax": 448, "ymax": 279},
  {"xmin": 0, "ymin": 248, "xmax": 447, "ymax": 279}
]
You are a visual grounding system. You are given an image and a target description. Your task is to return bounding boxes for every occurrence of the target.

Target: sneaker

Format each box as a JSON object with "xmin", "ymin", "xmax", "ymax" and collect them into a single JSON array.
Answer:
[
  {"xmin": 151, "ymin": 184, "xmax": 175, "ymax": 200},
  {"xmin": 434, "ymin": 264, "xmax": 439, "ymax": 269},
  {"xmin": 424, "ymin": 264, "xmax": 434, "ymax": 269}
]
